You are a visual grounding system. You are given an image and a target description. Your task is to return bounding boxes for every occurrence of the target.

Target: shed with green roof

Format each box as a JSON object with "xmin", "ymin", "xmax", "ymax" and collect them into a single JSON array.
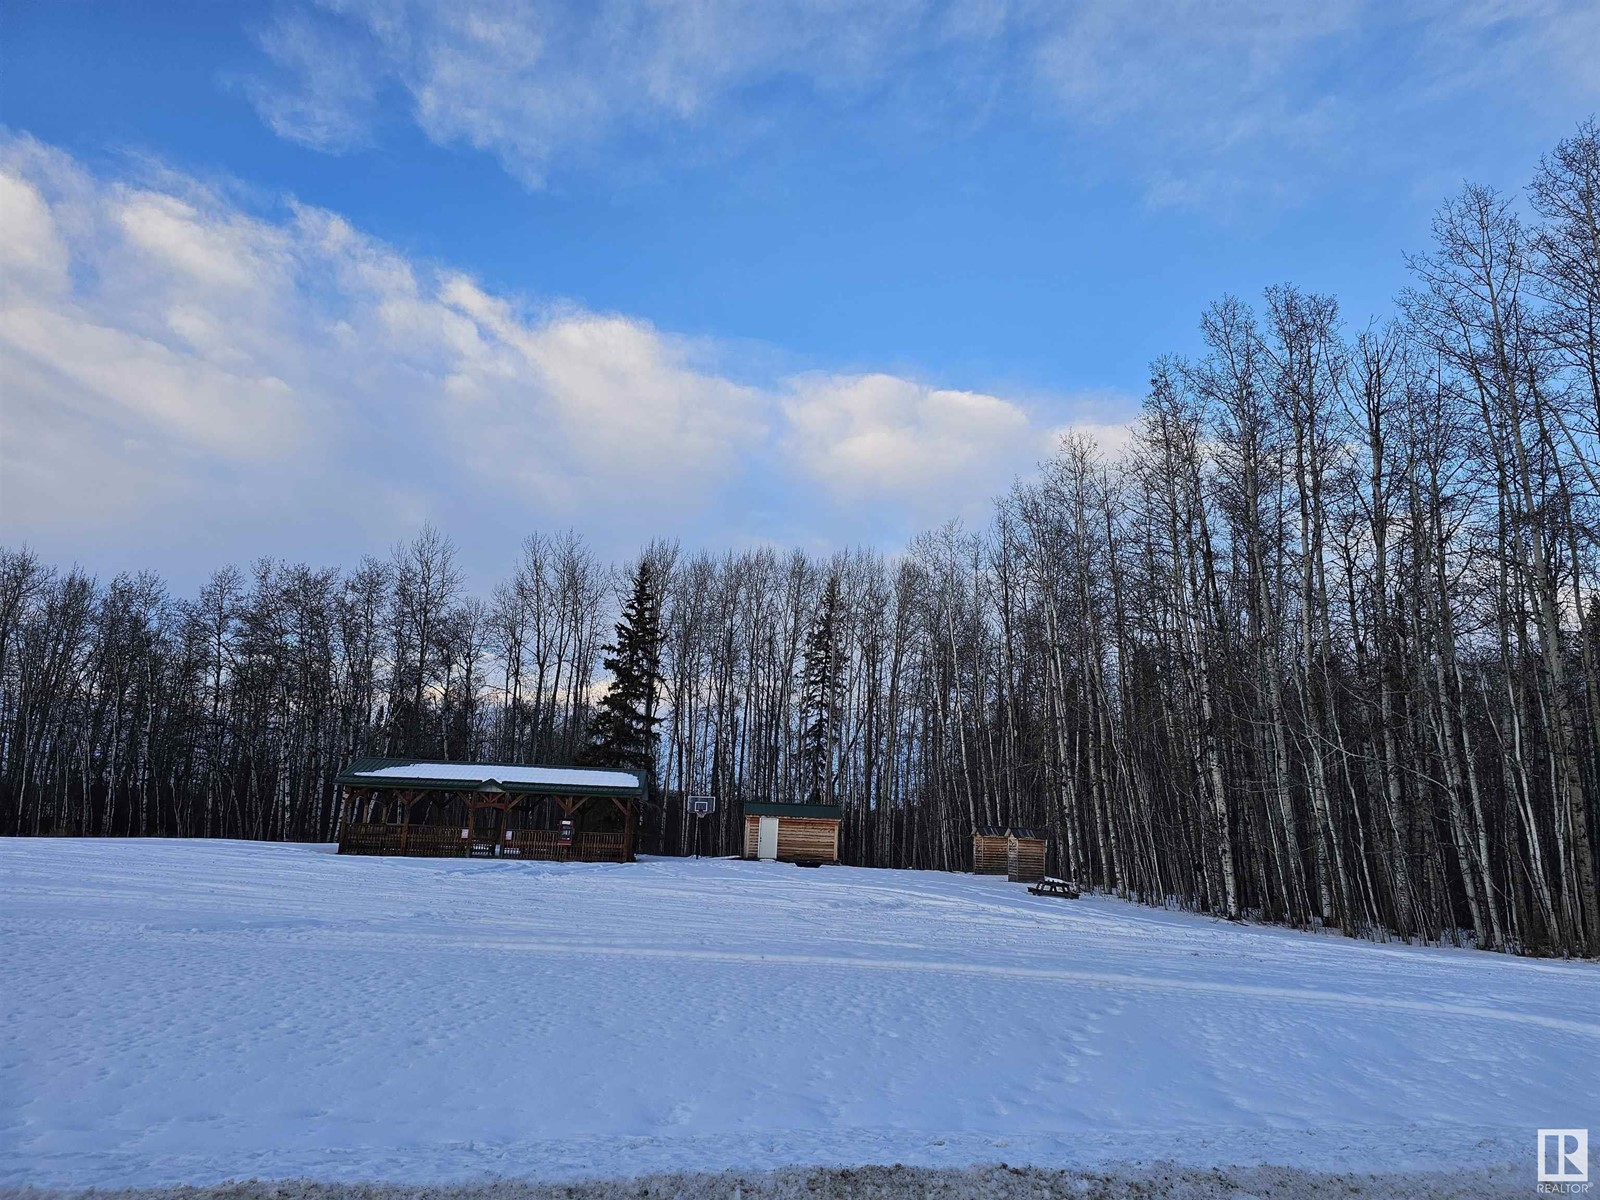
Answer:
[{"xmin": 742, "ymin": 800, "xmax": 842, "ymax": 864}]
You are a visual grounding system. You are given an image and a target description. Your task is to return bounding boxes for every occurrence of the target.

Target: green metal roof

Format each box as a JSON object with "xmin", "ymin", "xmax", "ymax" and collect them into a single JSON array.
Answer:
[
  {"xmin": 336, "ymin": 757, "xmax": 645, "ymax": 796},
  {"xmin": 743, "ymin": 800, "xmax": 844, "ymax": 821}
]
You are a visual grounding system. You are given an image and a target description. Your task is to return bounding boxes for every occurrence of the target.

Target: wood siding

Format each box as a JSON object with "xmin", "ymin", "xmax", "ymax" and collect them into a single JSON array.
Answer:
[
  {"xmin": 743, "ymin": 814, "xmax": 840, "ymax": 862},
  {"xmin": 973, "ymin": 832, "xmax": 1047, "ymax": 880},
  {"xmin": 1008, "ymin": 837, "xmax": 1046, "ymax": 882},
  {"xmin": 778, "ymin": 816, "xmax": 839, "ymax": 862},
  {"xmin": 973, "ymin": 834, "xmax": 1010, "ymax": 875}
]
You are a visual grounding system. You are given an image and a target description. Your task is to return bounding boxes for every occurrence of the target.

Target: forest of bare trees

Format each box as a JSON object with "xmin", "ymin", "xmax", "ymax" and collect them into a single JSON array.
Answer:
[{"xmin": 3, "ymin": 124, "xmax": 1598, "ymax": 956}]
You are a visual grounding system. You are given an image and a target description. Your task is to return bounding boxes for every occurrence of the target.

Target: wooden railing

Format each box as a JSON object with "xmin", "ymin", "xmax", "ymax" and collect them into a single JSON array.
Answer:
[
  {"xmin": 502, "ymin": 829, "xmax": 563, "ymax": 858},
  {"xmin": 340, "ymin": 823, "xmax": 629, "ymax": 863},
  {"xmin": 339, "ymin": 823, "xmax": 471, "ymax": 857},
  {"xmin": 575, "ymin": 832, "xmax": 626, "ymax": 862}
]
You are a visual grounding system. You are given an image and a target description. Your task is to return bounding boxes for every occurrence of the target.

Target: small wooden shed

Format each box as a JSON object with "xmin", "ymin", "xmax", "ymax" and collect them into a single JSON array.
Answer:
[
  {"xmin": 973, "ymin": 825, "xmax": 1047, "ymax": 882},
  {"xmin": 742, "ymin": 801, "xmax": 842, "ymax": 864}
]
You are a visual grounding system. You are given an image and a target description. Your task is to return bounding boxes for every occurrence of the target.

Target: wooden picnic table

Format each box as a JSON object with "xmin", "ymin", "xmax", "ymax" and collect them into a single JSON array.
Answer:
[{"xmin": 1028, "ymin": 876, "xmax": 1081, "ymax": 898}]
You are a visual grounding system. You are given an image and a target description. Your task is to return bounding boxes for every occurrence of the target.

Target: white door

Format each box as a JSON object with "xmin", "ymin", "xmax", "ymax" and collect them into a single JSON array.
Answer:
[{"xmin": 757, "ymin": 816, "xmax": 779, "ymax": 861}]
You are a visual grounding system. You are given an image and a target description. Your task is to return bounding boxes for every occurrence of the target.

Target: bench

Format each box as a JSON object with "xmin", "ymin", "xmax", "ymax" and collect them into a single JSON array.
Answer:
[{"xmin": 1029, "ymin": 876, "xmax": 1081, "ymax": 898}]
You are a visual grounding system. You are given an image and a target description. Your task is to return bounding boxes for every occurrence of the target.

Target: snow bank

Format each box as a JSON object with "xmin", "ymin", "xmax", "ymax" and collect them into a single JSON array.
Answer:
[
  {"xmin": 1, "ymin": 840, "xmax": 1595, "ymax": 1190},
  {"xmin": 0, "ymin": 1161, "xmax": 1530, "ymax": 1199}
]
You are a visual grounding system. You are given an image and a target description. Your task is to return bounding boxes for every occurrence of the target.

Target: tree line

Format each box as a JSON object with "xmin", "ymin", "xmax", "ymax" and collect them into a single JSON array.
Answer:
[{"xmin": 3, "ymin": 123, "xmax": 1598, "ymax": 956}]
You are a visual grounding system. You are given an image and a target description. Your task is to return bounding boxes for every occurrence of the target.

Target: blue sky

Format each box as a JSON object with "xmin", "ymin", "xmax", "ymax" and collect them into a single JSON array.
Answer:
[{"xmin": 2, "ymin": 0, "xmax": 1597, "ymax": 589}]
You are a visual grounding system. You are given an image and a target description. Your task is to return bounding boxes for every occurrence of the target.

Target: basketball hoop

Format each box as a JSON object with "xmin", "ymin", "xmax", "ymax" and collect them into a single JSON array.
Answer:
[
  {"xmin": 686, "ymin": 795, "xmax": 715, "ymax": 859},
  {"xmin": 687, "ymin": 794, "xmax": 716, "ymax": 817}
]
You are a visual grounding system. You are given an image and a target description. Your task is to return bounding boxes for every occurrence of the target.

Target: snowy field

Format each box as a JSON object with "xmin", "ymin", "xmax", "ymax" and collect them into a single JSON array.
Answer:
[{"xmin": 1, "ymin": 839, "xmax": 1596, "ymax": 1192}]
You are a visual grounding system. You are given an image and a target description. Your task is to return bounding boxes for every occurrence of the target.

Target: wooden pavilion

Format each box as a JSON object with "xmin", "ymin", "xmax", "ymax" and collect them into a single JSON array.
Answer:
[{"xmin": 335, "ymin": 758, "xmax": 644, "ymax": 862}]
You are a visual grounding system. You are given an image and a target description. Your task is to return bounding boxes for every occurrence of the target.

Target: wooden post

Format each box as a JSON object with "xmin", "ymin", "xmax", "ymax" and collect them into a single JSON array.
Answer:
[
  {"xmin": 557, "ymin": 798, "xmax": 575, "ymax": 862},
  {"xmin": 610, "ymin": 796, "xmax": 635, "ymax": 862},
  {"xmin": 400, "ymin": 790, "xmax": 417, "ymax": 854},
  {"xmin": 506, "ymin": 795, "xmax": 521, "ymax": 850}
]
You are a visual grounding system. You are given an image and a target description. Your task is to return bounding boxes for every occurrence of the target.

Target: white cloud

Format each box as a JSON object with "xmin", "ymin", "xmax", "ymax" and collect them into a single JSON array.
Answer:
[
  {"xmin": 783, "ymin": 372, "xmax": 1046, "ymax": 521},
  {"xmin": 1032, "ymin": 0, "xmax": 1359, "ymax": 207},
  {"xmin": 0, "ymin": 144, "xmax": 309, "ymax": 491},
  {"xmin": 1034, "ymin": 1, "xmax": 1359, "ymax": 133},
  {"xmin": 244, "ymin": 0, "xmax": 964, "ymax": 186},
  {"xmin": 0, "ymin": 136, "xmax": 1102, "ymax": 574},
  {"xmin": 115, "ymin": 192, "xmax": 285, "ymax": 293},
  {"xmin": 1033, "ymin": 0, "xmax": 1600, "ymax": 208},
  {"xmin": 427, "ymin": 280, "xmax": 769, "ymax": 514},
  {"xmin": 0, "ymin": 135, "xmax": 773, "ymax": 562},
  {"xmin": 243, "ymin": 10, "xmax": 381, "ymax": 151},
  {"xmin": 2, "ymin": 303, "xmax": 302, "ymax": 460},
  {"xmin": 0, "ymin": 170, "xmax": 70, "ymax": 295},
  {"xmin": 241, "ymin": 0, "xmax": 1600, "ymax": 205}
]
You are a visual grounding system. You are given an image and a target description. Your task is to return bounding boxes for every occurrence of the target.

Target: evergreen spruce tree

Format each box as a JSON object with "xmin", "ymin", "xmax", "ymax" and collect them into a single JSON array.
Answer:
[
  {"xmin": 799, "ymin": 570, "xmax": 844, "ymax": 805},
  {"xmin": 582, "ymin": 558, "xmax": 664, "ymax": 774}
]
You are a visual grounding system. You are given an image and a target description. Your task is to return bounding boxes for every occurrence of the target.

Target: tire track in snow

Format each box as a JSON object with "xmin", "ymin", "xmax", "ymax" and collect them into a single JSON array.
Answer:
[
  {"xmin": 186, "ymin": 926, "xmax": 1600, "ymax": 1039},
  {"xmin": 500, "ymin": 942, "xmax": 1600, "ymax": 1036}
]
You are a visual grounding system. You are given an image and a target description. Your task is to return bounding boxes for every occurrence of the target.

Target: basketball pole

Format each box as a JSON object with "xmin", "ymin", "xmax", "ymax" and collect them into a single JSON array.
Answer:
[{"xmin": 685, "ymin": 795, "xmax": 714, "ymax": 860}]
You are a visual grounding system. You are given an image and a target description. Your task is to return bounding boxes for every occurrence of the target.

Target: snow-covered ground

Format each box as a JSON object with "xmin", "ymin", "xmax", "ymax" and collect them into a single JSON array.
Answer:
[{"xmin": 1, "ymin": 840, "xmax": 1595, "ymax": 1190}]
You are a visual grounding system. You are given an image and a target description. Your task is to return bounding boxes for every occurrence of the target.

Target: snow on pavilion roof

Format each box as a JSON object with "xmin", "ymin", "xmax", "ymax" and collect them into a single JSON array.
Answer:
[{"xmin": 336, "ymin": 758, "xmax": 643, "ymax": 795}]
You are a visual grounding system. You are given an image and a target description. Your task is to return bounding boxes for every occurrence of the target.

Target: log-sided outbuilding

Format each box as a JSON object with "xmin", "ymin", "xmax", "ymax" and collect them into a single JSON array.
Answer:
[
  {"xmin": 972, "ymin": 825, "xmax": 1047, "ymax": 882},
  {"xmin": 742, "ymin": 801, "xmax": 842, "ymax": 864},
  {"xmin": 336, "ymin": 758, "xmax": 644, "ymax": 862}
]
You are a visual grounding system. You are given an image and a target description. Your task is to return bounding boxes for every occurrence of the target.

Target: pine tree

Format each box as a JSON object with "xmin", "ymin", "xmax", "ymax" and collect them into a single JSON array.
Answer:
[
  {"xmin": 582, "ymin": 557, "xmax": 664, "ymax": 774},
  {"xmin": 799, "ymin": 570, "xmax": 844, "ymax": 805}
]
